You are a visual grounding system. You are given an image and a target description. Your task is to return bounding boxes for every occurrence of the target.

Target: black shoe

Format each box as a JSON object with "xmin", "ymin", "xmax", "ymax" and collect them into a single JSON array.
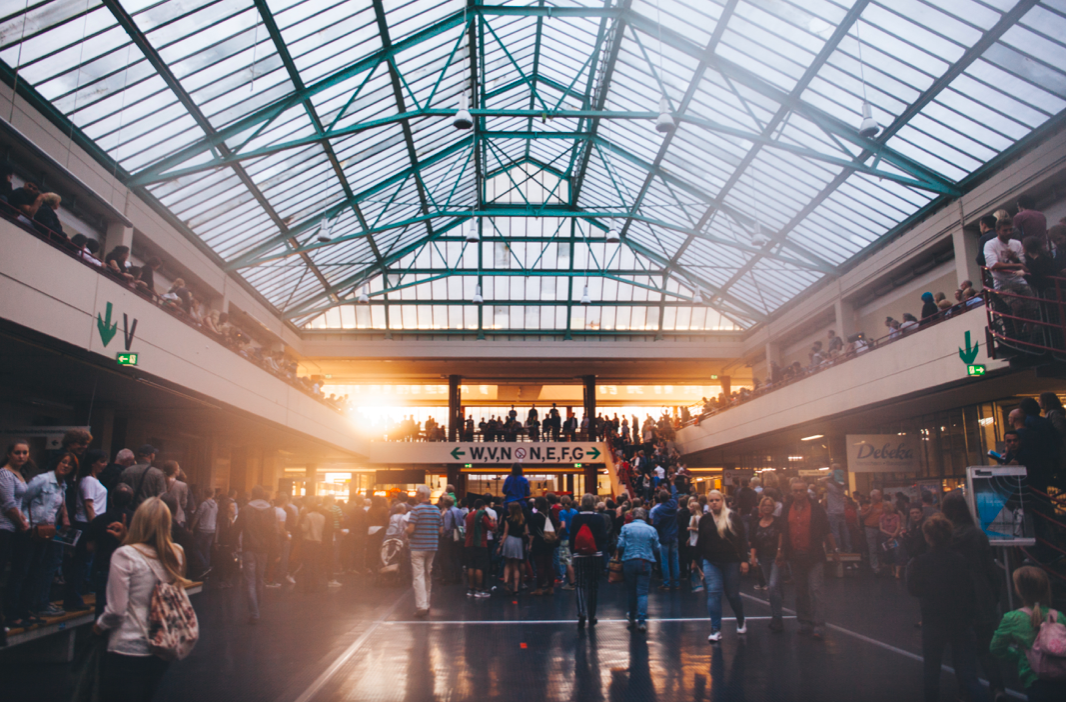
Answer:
[
  {"xmin": 769, "ymin": 618, "xmax": 784, "ymax": 633},
  {"xmin": 589, "ymin": 617, "xmax": 598, "ymax": 627},
  {"xmin": 577, "ymin": 616, "xmax": 586, "ymax": 628}
]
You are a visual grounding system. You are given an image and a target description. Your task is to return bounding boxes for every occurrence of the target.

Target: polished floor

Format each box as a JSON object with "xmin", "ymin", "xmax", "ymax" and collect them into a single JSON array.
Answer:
[{"xmin": 2, "ymin": 567, "xmax": 1024, "ymax": 702}]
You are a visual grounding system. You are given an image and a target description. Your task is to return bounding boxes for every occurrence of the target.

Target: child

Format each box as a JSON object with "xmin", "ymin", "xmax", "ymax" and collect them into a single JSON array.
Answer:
[{"xmin": 990, "ymin": 566, "xmax": 1066, "ymax": 701}]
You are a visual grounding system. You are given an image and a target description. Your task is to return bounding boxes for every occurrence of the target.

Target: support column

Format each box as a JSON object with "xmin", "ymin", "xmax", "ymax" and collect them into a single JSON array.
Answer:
[
  {"xmin": 765, "ymin": 342, "xmax": 780, "ymax": 381},
  {"xmin": 834, "ymin": 298, "xmax": 858, "ymax": 339},
  {"xmin": 720, "ymin": 375, "xmax": 731, "ymax": 397},
  {"xmin": 584, "ymin": 464, "xmax": 599, "ymax": 497},
  {"xmin": 106, "ymin": 221, "xmax": 133, "ymax": 250},
  {"xmin": 446, "ymin": 464, "xmax": 461, "ymax": 497},
  {"xmin": 953, "ymin": 201, "xmax": 983, "ymax": 289},
  {"xmin": 448, "ymin": 374, "xmax": 461, "ymax": 442},
  {"xmin": 582, "ymin": 375, "xmax": 596, "ymax": 428}
]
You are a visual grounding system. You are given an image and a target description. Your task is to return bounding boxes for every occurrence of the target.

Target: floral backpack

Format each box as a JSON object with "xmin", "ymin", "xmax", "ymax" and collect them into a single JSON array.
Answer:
[
  {"xmin": 133, "ymin": 547, "xmax": 200, "ymax": 661},
  {"xmin": 1023, "ymin": 608, "xmax": 1066, "ymax": 681}
]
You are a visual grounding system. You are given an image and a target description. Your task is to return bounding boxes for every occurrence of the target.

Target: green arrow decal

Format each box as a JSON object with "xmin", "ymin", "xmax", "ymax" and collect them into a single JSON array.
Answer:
[
  {"xmin": 450, "ymin": 447, "xmax": 465, "ymax": 460},
  {"xmin": 587, "ymin": 447, "xmax": 601, "ymax": 460},
  {"xmin": 958, "ymin": 330, "xmax": 979, "ymax": 365},
  {"xmin": 97, "ymin": 302, "xmax": 118, "ymax": 347}
]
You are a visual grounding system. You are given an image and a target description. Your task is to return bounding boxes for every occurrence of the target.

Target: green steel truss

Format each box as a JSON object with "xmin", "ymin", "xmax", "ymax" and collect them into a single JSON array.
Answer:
[{"xmin": 1, "ymin": 0, "xmax": 1064, "ymax": 334}]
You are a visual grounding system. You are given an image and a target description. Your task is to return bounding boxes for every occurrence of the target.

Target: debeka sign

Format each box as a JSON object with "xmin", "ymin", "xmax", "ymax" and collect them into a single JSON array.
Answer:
[{"xmin": 845, "ymin": 434, "xmax": 922, "ymax": 473}]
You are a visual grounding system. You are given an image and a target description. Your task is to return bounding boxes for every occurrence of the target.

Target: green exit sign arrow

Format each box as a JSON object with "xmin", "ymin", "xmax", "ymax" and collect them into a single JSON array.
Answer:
[
  {"xmin": 116, "ymin": 352, "xmax": 138, "ymax": 366},
  {"xmin": 967, "ymin": 364, "xmax": 986, "ymax": 377}
]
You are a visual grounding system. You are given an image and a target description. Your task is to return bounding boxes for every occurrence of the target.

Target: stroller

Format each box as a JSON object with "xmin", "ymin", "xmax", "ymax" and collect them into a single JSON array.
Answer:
[{"xmin": 378, "ymin": 513, "xmax": 410, "ymax": 584}]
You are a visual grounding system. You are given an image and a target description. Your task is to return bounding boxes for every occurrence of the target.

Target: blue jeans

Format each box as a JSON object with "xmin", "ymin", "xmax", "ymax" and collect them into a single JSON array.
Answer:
[
  {"xmin": 659, "ymin": 540, "xmax": 679, "ymax": 588},
  {"xmin": 242, "ymin": 550, "xmax": 267, "ymax": 620},
  {"xmin": 756, "ymin": 556, "xmax": 783, "ymax": 620},
  {"xmin": 623, "ymin": 559, "xmax": 652, "ymax": 624},
  {"xmin": 702, "ymin": 560, "xmax": 744, "ymax": 631},
  {"xmin": 828, "ymin": 512, "xmax": 851, "ymax": 551}
]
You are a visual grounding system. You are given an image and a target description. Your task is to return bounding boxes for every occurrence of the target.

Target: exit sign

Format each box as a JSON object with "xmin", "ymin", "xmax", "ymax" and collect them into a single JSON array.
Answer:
[
  {"xmin": 967, "ymin": 364, "xmax": 986, "ymax": 376},
  {"xmin": 574, "ymin": 463, "xmax": 583, "ymax": 468},
  {"xmin": 116, "ymin": 352, "xmax": 138, "ymax": 366}
]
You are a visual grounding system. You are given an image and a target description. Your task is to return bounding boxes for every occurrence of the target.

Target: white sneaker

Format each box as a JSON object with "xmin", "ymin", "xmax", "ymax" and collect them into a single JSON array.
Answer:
[
  {"xmin": 707, "ymin": 630, "xmax": 722, "ymax": 643},
  {"xmin": 286, "ymin": 575, "xmax": 296, "ymax": 585},
  {"xmin": 475, "ymin": 591, "xmax": 491, "ymax": 598},
  {"xmin": 327, "ymin": 580, "xmax": 342, "ymax": 588},
  {"xmin": 466, "ymin": 590, "xmax": 476, "ymax": 598},
  {"xmin": 737, "ymin": 621, "xmax": 747, "ymax": 634},
  {"xmin": 265, "ymin": 582, "xmax": 282, "ymax": 589}
]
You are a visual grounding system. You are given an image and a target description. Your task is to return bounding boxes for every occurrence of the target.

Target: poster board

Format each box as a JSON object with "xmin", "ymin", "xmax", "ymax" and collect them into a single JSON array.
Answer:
[
  {"xmin": 846, "ymin": 435, "xmax": 922, "ymax": 473},
  {"xmin": 964, "ymin": 466, "xmax": 1035, "ymax": 546}
]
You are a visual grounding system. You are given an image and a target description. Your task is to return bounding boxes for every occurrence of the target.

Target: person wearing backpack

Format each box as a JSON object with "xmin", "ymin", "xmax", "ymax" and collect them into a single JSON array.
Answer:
[
  {"xmin": 233, "ymin": 485, "xmax": 279, "ymax": 625},
  {"xmin": 568, "ymin": 493, "xmax": 608, "ymax": 628},
  {"xmin": 93, "ymin": 497, "xmax": 196, "ymax": 702},
  {"xmin": 991, "ymin": 565, "xmax": 1066, "ymax": 701}
]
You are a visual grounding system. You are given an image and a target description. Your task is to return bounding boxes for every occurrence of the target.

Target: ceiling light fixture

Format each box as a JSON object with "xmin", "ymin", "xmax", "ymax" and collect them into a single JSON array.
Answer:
[
  {"xmin": 751, "ymin": 221, "xmax": 769, "ymax": 248},
  {"xmin": 316, "ymin": 217, "xmax": 335, "ymax": 243},
  {"xmin": 580, "ymin": 282, "xmax": 591, "ymax": 306},
  {"xmin": 800, "ymin": 434, "xmax": 824, "ymax": 441},
  {"xmin": 606, "ymin": 225, "xmax": 620, "ymax": 243},
  {"xmin": 465, "ymin": 217, "xmax": 479, "ymax": 243},
  {"xmin": 655, "ymin": 95, "xmax": 675, "ymax": 133},
  {"xmin": 854, "ymin": 18, "xmax": 880, "ymax": 138},
  {"xmin": 357, "ymin": 285, "xmax": 369, "ymax": 304},
  {"xmin": 472, "ymin": 285, "xmax": 483, "ymax": 305},
  {"xmin": 454, "ymin": 91, "xmax": 473, "ymax": 130}
]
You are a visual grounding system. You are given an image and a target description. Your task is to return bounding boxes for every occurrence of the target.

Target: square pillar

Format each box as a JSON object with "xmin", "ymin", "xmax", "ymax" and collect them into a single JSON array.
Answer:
[
  {"xmin": 106, "ymin": 222, "xmax": 133, "ymax": 250},
  {"xmin": 834, "ymin": 298, "xmax": 858, "ymax": 339},
  {"xmin": 953, "ymin": 209, "xmax": 983, "ymax": 289}
]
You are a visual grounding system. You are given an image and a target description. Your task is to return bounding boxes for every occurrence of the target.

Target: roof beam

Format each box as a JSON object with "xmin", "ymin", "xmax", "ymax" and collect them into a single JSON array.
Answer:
[{"xmin": 99, "ymin": 0, "xmax": 336, "ymax": 302}]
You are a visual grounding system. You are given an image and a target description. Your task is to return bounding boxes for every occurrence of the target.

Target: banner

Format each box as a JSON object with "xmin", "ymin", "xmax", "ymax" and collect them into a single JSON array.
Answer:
[
  {"xmin": 845, "ymin": 434, "xmax": 922, "ymax": 473},
  {"xmin": 367, "ymin": 441, "xmax": 607, "ymax": 465}
]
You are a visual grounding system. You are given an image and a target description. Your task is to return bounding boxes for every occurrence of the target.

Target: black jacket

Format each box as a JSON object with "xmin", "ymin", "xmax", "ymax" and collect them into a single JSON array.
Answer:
[
  {"xmin": 569, "ymin": 511, "xmax": 609, "ymax": 553},
  {"xmin": 906, "ymin": 546, "xmax": 976, "ymax": 632},
  {"xmin": 696, "ymin": 511, "xmax": 748, "ymax": 563},
  {"xmin": 779, "ymin": 499, "xmax": 833, "ymax": 561},
  {"xmin": 948, "ymin": 520, "xmax": 1001, "ymax": 629}
]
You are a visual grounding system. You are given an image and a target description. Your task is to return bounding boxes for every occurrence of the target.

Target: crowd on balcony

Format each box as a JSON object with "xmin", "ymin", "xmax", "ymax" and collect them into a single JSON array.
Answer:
[
  {"xmin": 0, "ymin": 164, "xmax": 341, "ymax": 412},
  {"xmin": 382, "ymin": 406, "xmax": 683, "ymax": 443}
]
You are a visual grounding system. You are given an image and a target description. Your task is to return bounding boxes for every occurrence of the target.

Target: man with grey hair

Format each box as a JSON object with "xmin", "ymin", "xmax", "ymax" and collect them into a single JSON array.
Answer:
[
  {"xmin": 616, "ymin": 507, "xmax": 660, "ymax": 632},
  {"xmin": 100, "ymin": 448, "xmax": 135, "ymax": 493},
  {"xmin": 406, "ymin": 484, "xmax": 443, "ymax": 617}
]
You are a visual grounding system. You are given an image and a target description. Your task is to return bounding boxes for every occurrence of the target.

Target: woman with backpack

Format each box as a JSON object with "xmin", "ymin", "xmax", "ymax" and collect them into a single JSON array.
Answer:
[
  {"xmin": 528, "ymin": 496, "xmax": 559, "ymax": 596},
  {"xmin": 93, "ymin": 497, "xmax": 192, "ymax": 702},
  {"xmin": 568, "ymin": 493, "xmax": 608, "ymax": 628},
  {"xmin": 991, "ymin": 566, "xmax": 1066, "ymax": 701}
]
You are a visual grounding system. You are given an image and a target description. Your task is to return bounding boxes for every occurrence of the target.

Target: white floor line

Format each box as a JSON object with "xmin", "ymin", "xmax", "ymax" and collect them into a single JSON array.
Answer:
[
  {"xmin": 286, "ymin": 589, "xmax": 411, "ymax": 702},
  {"xmin": 385, "ymin": 615, "xmax": 796, "ymax": 625},
  {"xmin": 740, "ymin": 593, "xmax": 1025, "ymax": 700}
]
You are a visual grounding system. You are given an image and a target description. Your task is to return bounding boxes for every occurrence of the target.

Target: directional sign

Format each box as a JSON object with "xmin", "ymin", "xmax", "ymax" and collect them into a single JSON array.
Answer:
[
  {"xmin": 116, "ymin": 352, "xmax": 138, "ymax": 366},
  {"xmin": 959, "ymin": 330, "xmax": 980, "ymax": 365},
  {"xmin": 368, "ymin": 442, "xmax": 611, "ymax": 466},
  {"xmin": 967, "ymin": 364, "xmax": 986, "ymax": 377}
]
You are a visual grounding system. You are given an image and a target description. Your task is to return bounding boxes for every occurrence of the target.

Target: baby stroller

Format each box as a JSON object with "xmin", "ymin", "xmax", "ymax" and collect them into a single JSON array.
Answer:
[{"xmin": 377, "ymin": 513, "xmax": 409, "ymax": 585}]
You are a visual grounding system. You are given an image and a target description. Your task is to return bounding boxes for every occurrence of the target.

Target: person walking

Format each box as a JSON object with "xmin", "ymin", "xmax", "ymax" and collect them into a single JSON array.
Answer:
[
  {"xmin": 615, "ymin": 507, "xmax": 660, "ymax": 632},
  {"xmin": 650, "ymin": 484, "xmax": 680, "ymax": 590},
  {"xmin": 528, "ymin": 496, "xmax": 559, "ymax": 596},
  {"xmin": 779, "ymin": 478, "xmax": 839, "ymax": 639},
  {"xmin": 497, "ymin": 502, "xmax": 528, "ymax": 595},
  {"xmin": 991, "ymin": 565, "xmax": 1066, "ymax": 702},
  {"xmin": 696, "ymin": 489, "xmax": 748, "ymax": 643},
  {"xmin": 906, "ymin": 515, "xmax": 987, "ymax": 702},
  {"xmin": 685, "ymin": 499, "xmax": 704, "ymax": 592},
  {"xmin": 93, "ymin": 498, "xmax": 190, "ymax": 702},
  {"xmin": 406, "ymin": 485, "xmax": 442, "ymax": 617},
  {"xmin": 568, "ymin": 493, "xmax": 608, "ymax": 628},
  {"xmin": 1, "ymin": 441, "xmax": 31, "ymax": 636},
  {"xmin": 749, "ymin": 495, "xmax": 785, "ymax": 632},
  {"xmin": 232, "ymin": 485, "xmax": 279, "ymax": 624},
  {"xmin": 463, "ymin": 498, "xmax": 495, "ymax": 598}
]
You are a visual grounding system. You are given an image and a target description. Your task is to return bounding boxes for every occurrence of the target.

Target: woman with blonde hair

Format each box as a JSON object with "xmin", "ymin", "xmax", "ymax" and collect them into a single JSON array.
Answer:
[
  {"xmin": 991, "ymin": 566, "xmax": 1066, "ymax": 700},
  {"xmin": 94, "ymin": 497, "xmax": 187, "ymax": 702},
  {"xmin": 695, "ymin": 489, "xmax": 749, "ymax": 642}
]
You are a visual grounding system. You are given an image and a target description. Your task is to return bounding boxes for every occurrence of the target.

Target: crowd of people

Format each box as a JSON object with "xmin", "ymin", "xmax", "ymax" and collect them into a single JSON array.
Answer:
[
  {"xmin": 1, "ymin": 167, "xmax": 344, "ymax": 413},
  {"xmin": 383, "ymin": 405, "xmax": 683, "ymax": 444}
]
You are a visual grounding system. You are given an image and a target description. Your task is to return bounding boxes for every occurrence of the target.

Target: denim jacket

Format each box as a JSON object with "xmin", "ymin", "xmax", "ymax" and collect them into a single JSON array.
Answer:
[
  {"xmin": 616, "ymin": 520, "xmax": 661, "ymax": 562},
  {"xmin": 23, "ymin": 470, "xmax": 66, "ymax": 527}
]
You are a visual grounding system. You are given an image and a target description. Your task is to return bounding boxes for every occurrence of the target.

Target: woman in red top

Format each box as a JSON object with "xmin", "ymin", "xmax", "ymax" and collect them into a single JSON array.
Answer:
[{"xmin": 464, "ymin": 499, "xmax": 496, "ymax": 598}]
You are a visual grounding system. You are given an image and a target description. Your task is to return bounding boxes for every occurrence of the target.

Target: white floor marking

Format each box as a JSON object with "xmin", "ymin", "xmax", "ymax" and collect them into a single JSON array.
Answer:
[
  {"xmin": 741, "ymin": 592, "xmax": 1026, "ymax": 699},
  {"xmin": 286, "ymin": 589, "xmax": 411, "ymax": 702}
]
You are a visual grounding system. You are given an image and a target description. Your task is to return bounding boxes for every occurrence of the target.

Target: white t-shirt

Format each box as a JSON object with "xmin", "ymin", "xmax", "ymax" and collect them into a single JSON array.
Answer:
[
  {"xmin": 275, "ymin": 506, "xmax": 287, "ymax": 527},
  {"xmin": 76, "ymin": 475, "xmax": 107, "ymax": 522},
  {"xmin": 485, "ymin": 507, "xmax": 497, "ymax": 540},
  {"xmin": 654, "ymin": 466, "xmax": 665, "ymax": 479},
  {"xmin": 983, "ymin": 237, "xmax": 1027, "ymax": 288}
]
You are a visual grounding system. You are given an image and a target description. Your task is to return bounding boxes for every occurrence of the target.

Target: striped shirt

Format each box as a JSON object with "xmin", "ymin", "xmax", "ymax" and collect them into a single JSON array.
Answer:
[{"xmin": 408, "ymin": 502, "xmax": 442, "ymax": 551}]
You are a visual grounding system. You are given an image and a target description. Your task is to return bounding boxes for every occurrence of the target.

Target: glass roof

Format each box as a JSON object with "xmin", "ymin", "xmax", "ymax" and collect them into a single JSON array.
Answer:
[{"xmin": 2, "ymin": 0, "xmax": 1064, "ymax": 333}]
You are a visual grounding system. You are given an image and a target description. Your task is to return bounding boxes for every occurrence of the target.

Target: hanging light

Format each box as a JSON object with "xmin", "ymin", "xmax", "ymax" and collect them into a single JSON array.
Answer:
[
  {"xmin": 694, "ymin": 285, "xmax": 707, "ymax": 305},
  {"xmin": 580, "ymin": 284, "xmax": 592, "ymax": 306},
  {"xmin": 858, "ymin": 101, "xmax": 880, "ymax": 138},
  {"xmin": 357, "ymin": 285, "xmax": 370, "ymax": 304},
  {"xmin": 655, "ymin": 95, "xmax": 675, "ymax": 133},
  {"xmin": 751, "ymin": 221, "xmax": 769, "ymax": 248},
  {"xmin": 472, "ymin": 285, "xmax": 483, "ymax": 304},
  {"xmin": 453, "ymin": 91, "xmax": 473, "ymax": 130},
  {"xmin": 465, "ymin": 217, "xmax": 479, "ymax": 243},
  {"xmin": 316, "ymin": 217, "xmax": 334, "ymax": 243},
  {"xmin": 605, "ymin": 225, "xmax": 620, "ymax": 244}
]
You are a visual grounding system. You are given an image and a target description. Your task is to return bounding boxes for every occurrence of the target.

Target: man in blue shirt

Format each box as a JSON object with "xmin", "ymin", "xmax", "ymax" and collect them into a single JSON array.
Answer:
[
  {"xmin": 650, "ymin": 484, "xmax": 680, "ymax": 590},
  {"xmin": 406, "ymin": 485, "xmax": 442, "ymax": 617},
  {"xmin": 557, "ymin": 495, "xmax": 579, "ymax": 590},
  {"xmin": 616, "ymin": 508, "xmax": 661, "ymax": 631}
]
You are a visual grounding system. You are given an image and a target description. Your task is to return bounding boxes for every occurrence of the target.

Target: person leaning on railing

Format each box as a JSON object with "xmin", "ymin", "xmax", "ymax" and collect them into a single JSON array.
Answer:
[{"xmin": 32, "ymin": 192, "xmax": 65, "ymax": 241}]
